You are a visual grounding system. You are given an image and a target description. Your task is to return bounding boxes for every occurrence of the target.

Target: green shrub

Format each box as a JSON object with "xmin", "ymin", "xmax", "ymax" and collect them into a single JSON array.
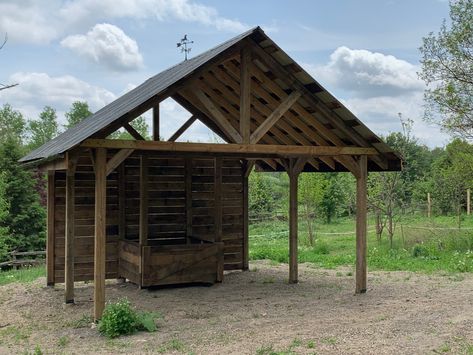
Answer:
[
  {"xmin": 314, "ymin": 242, "xmax": 330, "ymax": 255},
  {"xmin": 98, "ymin": 298, "xmax": 158, "ymax": 338},
  {"xmin": 412, "ymin": 244, "xmax": 429, "ymax": 257}
]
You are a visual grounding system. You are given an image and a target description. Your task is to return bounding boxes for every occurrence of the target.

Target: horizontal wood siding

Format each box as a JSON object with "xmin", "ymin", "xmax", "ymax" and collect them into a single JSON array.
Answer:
[
  {"xmin": 53, "ymin": 153, "xmax": 119, "ymax": 283},
  {"xmin": 53, "ymin": 151, "xmax": 245, "ymax": 283}
]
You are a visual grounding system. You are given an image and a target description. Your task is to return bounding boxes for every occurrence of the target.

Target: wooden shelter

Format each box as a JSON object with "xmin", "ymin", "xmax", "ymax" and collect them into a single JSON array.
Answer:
[{"xmin": 21, "ymin": 27, "xmax": 401, "ymax": 320}]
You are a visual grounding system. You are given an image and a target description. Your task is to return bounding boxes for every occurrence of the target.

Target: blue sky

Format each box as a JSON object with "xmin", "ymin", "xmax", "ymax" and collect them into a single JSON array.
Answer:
[{"xmin": 0, "ymin": 0, "xmax": 451, "ymax": 146}]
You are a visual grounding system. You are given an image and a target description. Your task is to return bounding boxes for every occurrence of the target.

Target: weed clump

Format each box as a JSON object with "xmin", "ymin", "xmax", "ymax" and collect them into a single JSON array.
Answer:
[{"xmin": 98, "ymin": 298, "xmax": 158, "ymax": 338}]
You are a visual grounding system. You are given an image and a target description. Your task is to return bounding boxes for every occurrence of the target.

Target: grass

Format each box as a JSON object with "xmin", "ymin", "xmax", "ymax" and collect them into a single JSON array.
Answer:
[
  {"xmin": 250, "ymin": 214, "xmax": 473, "ymax": 274},
  {"xmin": 0, "ymin": 265, "xmax": 45, "ymax": 286}
]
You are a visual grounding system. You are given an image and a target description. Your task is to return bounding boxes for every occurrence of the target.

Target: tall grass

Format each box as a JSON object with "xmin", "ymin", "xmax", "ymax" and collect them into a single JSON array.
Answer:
[
  {"xmin": 250, "ymin": 215, "xmax": 473, "ymax": 273},
  {"xmin": 0, "ymin": 265, "xmax": 45, "ymax": 286}
]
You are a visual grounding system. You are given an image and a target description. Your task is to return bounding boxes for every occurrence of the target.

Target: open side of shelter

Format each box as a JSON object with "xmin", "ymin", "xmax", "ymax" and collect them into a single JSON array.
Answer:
[{"xmin": 21, "ymin": 27, "xmax": 401, "ymax": 321}]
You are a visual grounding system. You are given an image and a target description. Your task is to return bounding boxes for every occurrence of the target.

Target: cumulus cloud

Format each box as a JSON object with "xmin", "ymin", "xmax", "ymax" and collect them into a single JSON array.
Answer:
[
  {"xmin": 61, "ymin": 24, "xmax": 143, "ymax": 71},
  {"xmin": 0, "ymin": 0, "xmax": 249, "ymax": 44},
  {"xmin": 303, "ymin": 47, "xmax": 448, "ymax": 146},
  {"xmin": 0, "ymin": 72, "xmax": 116, "ymax": 124},
  {"xmin": 308, "ymin": 46, "xmax": 424, "ymax": 98}
]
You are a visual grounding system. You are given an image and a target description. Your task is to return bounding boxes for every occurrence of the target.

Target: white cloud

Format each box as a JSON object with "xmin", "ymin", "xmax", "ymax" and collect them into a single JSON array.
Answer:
[
  {"xmin": 0, "ymin": 0, "xmax": 249, "ymax": 44},
  {"xmin": 303, "ymin": 47, "xmax": 448, "ymax": 147},
  {"xmin": 61, "ymin": 24, "xmax": 144, "ymax": 71},
  {"xmin": 308, "ymin": 46, "xmax": 424, "ymax": 98},
  {"xmin": 0, "ymin": 72, "xmax": 116, "ymax": 124}
]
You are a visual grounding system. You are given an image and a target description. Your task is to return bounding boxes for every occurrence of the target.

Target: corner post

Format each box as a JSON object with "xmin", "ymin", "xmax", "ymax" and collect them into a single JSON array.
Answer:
[
  {"xmin": 47, "ymin": 171, "xmax": 55, "ymax": 287},
  {"xmin": 94, "ymin": 148, "xmax": 107, "ymax": 320},
  {"xmin": 65, "ymin": 153, "xmax": 77, "ymax": 303},
  {"xmin": 355, "ymin": 155, "xmax": 368, "ymax": 294}
]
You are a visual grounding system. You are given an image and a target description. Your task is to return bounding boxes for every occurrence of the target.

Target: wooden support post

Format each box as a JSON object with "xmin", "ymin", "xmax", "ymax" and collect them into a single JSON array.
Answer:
[
  {"xmin": 427, "ymin": 192, "xmax": 432, "ymax": 218},
  {"xmin": 153, "ymin": 104, "xmax": 160, "ymax": 141},
  {"xmin": 94, "ymin": 148, "xmax": 107, "ymax": 320},
  {"xmin": 242, "ymin": 160, "xmax": 253, "ymax": 270},
  {"xmin": 214, "ymin": 157, "xmax": 223, "ymax": 280},
  {"xmin": 185, "ymin": 158, "xmax": 193, "ymax": 243},
  {"xmin": 214, "ymin": 158, "xmax": 222, "ymax": 243},
  {"xmin": 64, "ymin": 155, "xmax": 76, "ymax": 303},
  {"xmin": 466, "ymin": 189, "xmax": 471, "ymax": 216},
  {"xmin": 47, "ymin": 171, "xmax": 55, "ymax": 286},
  {"xmin": 240, "ymin": 46, "xmax": 251, "ymax": 144},
  {"xmin": 286, "ymin": 158, "xmax": 304, "ymax": 284},
  {"xmin": 355, "ymin": 155, "xmax": 368, "ymax": 294},
  {"xmin": 117, "ymin": 163, "xmax": 126, "ymax": 283},
  {"xmin": 139, "ymin": 155, "xmax": 149, "ymax": 247}
]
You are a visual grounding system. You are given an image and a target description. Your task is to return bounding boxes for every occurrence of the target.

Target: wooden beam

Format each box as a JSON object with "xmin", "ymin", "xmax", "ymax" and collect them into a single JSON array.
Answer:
[
  {"xmin": 41, "ymin": 158, "xmax": 66, "ymax": 171},
  {"xmin": 106, "ymin": 149, "xmax": 134, "ymax": 176},
  {"xmin": 94, "ymin": 148, "xmax": 107, "ymax": 320},
  {"xmin": 153, "ymin": 104, "xmax": 160, "ymax": 141},
  {"xmin": 46, "ymin": 171, "xmax": 55, "ymax": 286},
  {"xmin": 81, "ymin": 139, "xmax": 378, "ymax": 158},
  {"xmin": 194, "ymin": 89, "xmax": 243, "ymax": 144},
  {"xmin": 214, "ymin": 158, "xmax": 222, "ymax": 243},
  {"xmin": 250, "ymin": 40, "xmax": 389, "ymax": 170},
  {"xmin": 287, "ymin": 158, "xmax": 300, "ymax": 283},
  {"xmin": 93, "ymin": 41, "xmax": 245, "ymax": 140},
  {"xmin": 64, "ymin": 153, "xmax": 77, "ymax": 303},
  {"xmin": 244, "ymin": 160, "xmax": 255, "ymax": 178},
  {"xmin": 250, "ymin": 91, "xmax": 301, "ymax": 144},
  {"xmin": 139, "ymin": 155, "xmax": 148, "ymax": 247},
  {"xmin": 168, "ymin": 115, "xmax": 198, "ymax": 142},
  {"xmin": 124, "ymin": 122, "xmax": 145, "ymax": 141},
  {"xmin": 212, "ymin": 64, "xmax": 329, "ymax": 170},
  {"xmin": 185, "ymin": 158, "xmax": 193, "ymax": 244},
  {"xmin": 355, "ymin": 155, "xmax": 367, "ymax": 294},
  {"xmin": 181, "ymin": 83, "xmax": 279, "ymax": 170},
  {"xmin": 240, "ymin": 46, "xmax": 251, "ymax": 144},
  {"xmin": 242, "ymin": 160, "xmax": 251, "ymax": 270}
]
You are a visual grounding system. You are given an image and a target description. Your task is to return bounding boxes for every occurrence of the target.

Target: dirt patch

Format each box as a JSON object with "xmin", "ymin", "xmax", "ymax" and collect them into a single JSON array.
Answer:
[{"xmin": 1, "ymin": 261, "xmax": 472, "ymax": 354}]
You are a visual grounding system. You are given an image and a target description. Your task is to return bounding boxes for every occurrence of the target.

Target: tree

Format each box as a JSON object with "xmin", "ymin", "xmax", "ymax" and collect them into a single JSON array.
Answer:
[
  {"xmin": 65, "ymin": 101, "xmax": 92, "ymax": 128},
  {"xmin": 419, "ymin": 0, "xmax": 473, "ymax": 138},
  {"xmin": 0, "ymin": 104, "xmax": 26, "ymax": 147},
  {"xmin": 0, "ymin": 176, "xmax": 10, "ymax": 261},
  {"xmin": 0, "ymin": 137, "xmax": 46, "ymax": 253},
  {"xmin": 28, "ymin": 106, "xmax": 59, "ymax": 150},
  {"xmin": 299, "ymin": 173, "xmax": 326, "ymax": 246},
  {"xmin": 249, "ymin": 172, "xmax": 273, "ymax": 214}
]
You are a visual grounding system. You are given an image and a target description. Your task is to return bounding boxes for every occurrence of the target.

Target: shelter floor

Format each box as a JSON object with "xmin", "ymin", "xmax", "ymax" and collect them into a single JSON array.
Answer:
[{"xmin": 1, "ymin": 261, "xmax": 473, "ymax": 354}]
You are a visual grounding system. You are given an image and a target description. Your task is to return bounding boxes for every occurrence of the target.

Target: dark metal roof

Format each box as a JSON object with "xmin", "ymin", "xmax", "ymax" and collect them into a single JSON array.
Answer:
[{"xmin": 20, "ymin": 27, "xmax": 259, "ymax": 163}]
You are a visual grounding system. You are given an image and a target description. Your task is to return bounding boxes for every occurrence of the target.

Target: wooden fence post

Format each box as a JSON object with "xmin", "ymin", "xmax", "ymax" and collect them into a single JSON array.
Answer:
[
  {"xmin": 427, "ymin": 192, "xmax": 432, "ymax": 218},
  {"xmin": 466, "ymin": 189, "xmax": 471, "ymax": 216}
]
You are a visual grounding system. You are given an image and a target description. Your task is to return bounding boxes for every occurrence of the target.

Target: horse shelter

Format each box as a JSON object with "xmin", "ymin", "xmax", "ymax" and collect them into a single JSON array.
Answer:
[{"xmin": 20, "ymin": 27, "xmax": 401, "ymax": 320}]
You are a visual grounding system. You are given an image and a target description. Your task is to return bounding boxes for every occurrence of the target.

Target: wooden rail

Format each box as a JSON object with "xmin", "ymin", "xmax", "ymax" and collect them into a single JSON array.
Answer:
[{"xmin": 0, "ymin": 251, "xmax": 46, "ymax": 269}]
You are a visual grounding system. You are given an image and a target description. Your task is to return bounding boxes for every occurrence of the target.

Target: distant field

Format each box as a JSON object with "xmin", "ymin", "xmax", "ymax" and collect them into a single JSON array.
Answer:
[{"xmin": 250, "ymin": 214, "xmax": 473, "ymax": 274}]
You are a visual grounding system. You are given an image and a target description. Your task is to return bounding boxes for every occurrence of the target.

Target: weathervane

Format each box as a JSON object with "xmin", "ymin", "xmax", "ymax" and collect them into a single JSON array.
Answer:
[{"xmin": 176, "ymin": 34, "xmax": 193, "ymax": 61}]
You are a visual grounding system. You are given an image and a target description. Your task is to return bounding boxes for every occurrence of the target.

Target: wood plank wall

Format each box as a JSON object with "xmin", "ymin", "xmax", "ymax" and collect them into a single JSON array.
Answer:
[
  {"xmin": 52, "ymin": 151, "xmax": 245, "ymax": 282},
  {"xmin": 53, "ymin": 153, "xmax": 119, "ymax": 283}
]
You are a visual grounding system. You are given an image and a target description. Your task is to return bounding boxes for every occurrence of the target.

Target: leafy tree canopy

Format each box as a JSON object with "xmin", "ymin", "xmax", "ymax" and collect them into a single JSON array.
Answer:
[
  {"xmin": 419, "ymin": 0, "xmax": 473, "ymax": 138},
  {"xmin": 65, "ymin": 101, "xmax": 92, "ymax": 129}
]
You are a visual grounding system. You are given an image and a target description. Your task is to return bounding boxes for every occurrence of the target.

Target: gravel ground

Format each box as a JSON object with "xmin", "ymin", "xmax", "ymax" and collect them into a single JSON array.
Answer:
[{"xmin": 0, "ymin": 261, "xmax": 472, "ymax": 354}]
